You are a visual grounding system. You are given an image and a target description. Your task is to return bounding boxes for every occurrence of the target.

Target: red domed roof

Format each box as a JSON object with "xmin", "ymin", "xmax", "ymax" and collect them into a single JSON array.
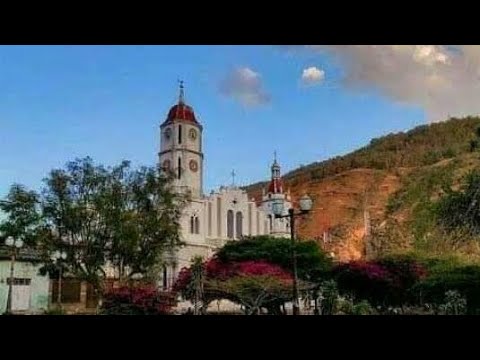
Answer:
[
  {"xmin": 268, "ymin": 178, "xmax": 283, "ymax": 194},
  {"xmin": 161, "ymin": 82, "xmax": 202, "ymax": 128},
  {"xmin": 161, "ymin": 103, "xmax": 200, "ymax": 127}
]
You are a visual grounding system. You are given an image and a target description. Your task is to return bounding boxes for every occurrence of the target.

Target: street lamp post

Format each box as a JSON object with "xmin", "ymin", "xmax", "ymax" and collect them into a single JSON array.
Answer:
[
  {"xmin": 4, "ymin": 236, "xmax": 24, "ymax": 315},
  {"xmin": 272, "ymin": 194, "xmax": 313, "ymax": 315},
  {"xmin": 50, "ymin": 250, "xmax": 67, "ymax": 309}
]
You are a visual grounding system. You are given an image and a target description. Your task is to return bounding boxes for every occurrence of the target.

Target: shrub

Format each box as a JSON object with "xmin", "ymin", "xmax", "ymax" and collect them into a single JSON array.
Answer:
[
  {"xmin": 44, "ymin": 307, "xmax": 66, "ymax": 315},
  {"xmin": 440, "ymin": 290, "xmax": 467, "ymax": 315},
  {"xmin": 333, "ymin": 257, "xmax": 427, "ymax": 309},
  {"xmin": 100, "ymin": 284, "xmax": 176, "ymax": 315},
  {"xmin": 376, "ymin": 255, "xmax": 427, "ymax": 305},
  {"xmin": 173, "ymin": 257, "xmax": 297, "ymax": 314},
  {"xmin": 319, "ymin": 280, "xmax": 339, "ymax": 315},
  {"xmin": 333, "ymin": 261, "xmax": 392, "ymax": 307},
  {"xmin": 216, "ymin": 236, "xmax": 333, "ymax": 282},
  {"xmin": 338, "ymin": 299, "xmax": 375, "ymax": 315},
  {"xmin": 412, "ymin": 265, "xmax": 480, "ymax": 314}
]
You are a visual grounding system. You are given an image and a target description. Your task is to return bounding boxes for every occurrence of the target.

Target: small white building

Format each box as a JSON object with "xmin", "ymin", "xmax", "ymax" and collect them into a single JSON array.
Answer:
[
  {"xmin": 159, "ymin": 84, "xmax": 291, "ymax": 288},
  {"xmin": 0, "ymin": 248, "xmax": 49, "ymax": 314}
]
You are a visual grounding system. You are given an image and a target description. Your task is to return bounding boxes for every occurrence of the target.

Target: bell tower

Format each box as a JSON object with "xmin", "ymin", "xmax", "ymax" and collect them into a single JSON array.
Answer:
[
  {"xmin": 261, "ymin": 152, "xmax": 292, "ymax": 238},
  {"xmin": 159, "ymin": 82, "xmax": 204, "ymax": 198}
]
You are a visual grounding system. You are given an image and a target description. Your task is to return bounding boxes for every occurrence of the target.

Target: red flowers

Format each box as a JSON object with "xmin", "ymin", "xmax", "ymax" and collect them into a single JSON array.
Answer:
[
  {"xmin": 333, "ymin": 257, "xmax": 427, "ymax": 307},
  {"xmin": 173, "ymin": 257, "xmax": 293, "ymax": 296},
  {"xmin": 101, "ymin": 284, "xmax": 176, "ymax": 315}
]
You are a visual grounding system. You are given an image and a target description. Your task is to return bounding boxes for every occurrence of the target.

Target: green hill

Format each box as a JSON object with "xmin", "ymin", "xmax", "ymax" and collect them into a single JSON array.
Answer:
[{"xmin": 245, "ymin": 116, "xmax": 480, "ymax": 261}]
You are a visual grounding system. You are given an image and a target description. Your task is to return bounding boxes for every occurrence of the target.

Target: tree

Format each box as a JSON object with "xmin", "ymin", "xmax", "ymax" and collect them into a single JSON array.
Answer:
[
  {"xmin": 216, "ymin": 235, "xmax": 332, "ymax": 282},
  {"xmin": 40, "ymin": 157, "xmax": 184, "ymax": 295},
  {"xmin": 412, "ymin": 264, "xmax": 480, "ymax": 314},
  {"xmin": 206, "ymin": 275, "xmax": 292, "ymax": 315},
  {"xmin": 435, "ymin": 170, "xmax": 480, "ymax": 235},
  {"xmin": 190, "ymin": 256, "xmax": 205, "ymax": 315},
  {"xmin": 333, "ymin": 257, "xmax": 427, "ymax": 310},
  {"xmin": 174, "ymin": 258, "xmax": 298, "ymax": 314},
  {"xmin": 0, "ymin": 184, "xmax": 41, "ymax": 246},
  {"xmin": 102, "ymin": 163, "xmax": 185, "ymax": 281},
  {"xmin": 100, "ymin": 284, "xmax": 176, "ymax": 315}
]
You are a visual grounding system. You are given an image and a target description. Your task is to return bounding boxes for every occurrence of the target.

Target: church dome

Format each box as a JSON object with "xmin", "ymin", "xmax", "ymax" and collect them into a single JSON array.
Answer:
[
  {"xmin": 161, "ymin": 81, "xmax": 201, "ymax": 128},
  {"xmin": 164, "ymin": 103, "xmax": 198, "ymax": 124}
]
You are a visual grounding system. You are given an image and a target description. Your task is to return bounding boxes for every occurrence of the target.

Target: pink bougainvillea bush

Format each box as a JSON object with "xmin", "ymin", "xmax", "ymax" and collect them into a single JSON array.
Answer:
[
  {"xmin": 101, "ymin": 284, "xmax": 176, "ymax": 315},
  {"xmin": 333, "ymin": 257, "xmax": 427, "ymax": 308},
  {"xmin": 173, "ymin": 257, "xmax": 294, "ymax": 314}
]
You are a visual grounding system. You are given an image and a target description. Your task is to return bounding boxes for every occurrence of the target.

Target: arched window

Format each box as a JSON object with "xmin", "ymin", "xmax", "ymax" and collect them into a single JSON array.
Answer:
[
  {"xmin": 256, "ymin": 211, "xmax": 260, "ymax": 235},
  {"xmin": 178, "ymin": 125, "xmax": 183, "ymax": 144},
  {"xmin": 178, "ymin": 157, "xmax": 182, "ymax": 179},
  {"xmin": 268, "ymin": 214, "xmax": 273, "ymax": 232},
  {"xmin": 227, "ymin": 210, "xmax": 234, "ymax": 239},
  {"xmin": 195, "ymin": 217, "xmax": 200, "ymax": 234},
  {"xmin": 217, "ymin": 198, "xmax": 222, "ymax": 237},
  {"xmin": 162, "ymin": 266, "xmax": 168, "ymax": 290},
  {"xmin": 190, "ymin": 216, "xmax": 195, "ymax": 234},
  {"xmin": 208, "ymin": 202, "xmax": 212, "ymax": 236},
  {"xmin": 236, "ymin": 211, "xmax": 243, "ymax": 239},
  {"xmin": 248, "ymin": 204, "xmax": 252, "ymax": 236}
]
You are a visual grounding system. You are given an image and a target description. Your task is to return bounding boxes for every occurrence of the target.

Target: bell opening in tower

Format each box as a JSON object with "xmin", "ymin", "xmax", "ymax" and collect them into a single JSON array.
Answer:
[{"xmin": 178, "ymin": 157, "xmax": 182, "ymax": 179}]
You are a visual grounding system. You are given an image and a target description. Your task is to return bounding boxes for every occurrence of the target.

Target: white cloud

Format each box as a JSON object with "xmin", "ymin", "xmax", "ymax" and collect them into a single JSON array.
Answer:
[
  {"xmin": 219, "ymin": 67, "xmax": 270, "ymax": 107},
  {"xmin": 285, "ymin": 45, "xmax": 480, "ymax": 122},
  {"xmin": 301, "ymin": 66, "xmax": 325, "ymax": 85}
]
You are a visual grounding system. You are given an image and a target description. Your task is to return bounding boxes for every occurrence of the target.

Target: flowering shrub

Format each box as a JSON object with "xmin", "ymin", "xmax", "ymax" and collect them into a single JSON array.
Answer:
[
  {"xmin": 174, "ymin": 258, "xmax": 292, "ymax": 294},
  {"xmin": 208, "ymin": 275, "xmax": 293, "ymax": 315},
  {"xmin": 333, "ymin": 257, "xmax": 427, "ymax": 309},
  {"xmin": 216, "ymin": 236, "xmax": 333, "ymax": 281},
  {"xmin": 173, "ymin": 257, "xmax": 294, "ymax": 314},
  {"xmin": 377, "ymin": 256, "xmax": 427, "ymax": 305},
  {"xmin": 101, "ymin": 284, "xmax": 176, "ymax": 315}
]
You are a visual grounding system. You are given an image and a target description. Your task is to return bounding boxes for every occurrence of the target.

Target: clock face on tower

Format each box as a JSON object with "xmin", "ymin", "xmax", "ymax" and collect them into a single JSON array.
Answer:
[
  {"xmin": 189, "ymin": 159, "xmax": 198, "ymax": 172},
  {"xmin": 189, "ymin": 128, "xmax": 197, "ymax": 141}
]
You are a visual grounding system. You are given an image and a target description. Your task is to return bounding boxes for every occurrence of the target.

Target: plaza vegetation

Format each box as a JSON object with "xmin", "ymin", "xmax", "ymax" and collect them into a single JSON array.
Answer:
[
  {"xmin": 174, "ymin": 235, "xmax": 480, "ymax": 315},
  {"xmin": 7, "ymin": 117, "xmax": 480, "ymax": 314},
  {"xmin": 0, "ymin": 157, "xmax": 185, "ymax": 309}
]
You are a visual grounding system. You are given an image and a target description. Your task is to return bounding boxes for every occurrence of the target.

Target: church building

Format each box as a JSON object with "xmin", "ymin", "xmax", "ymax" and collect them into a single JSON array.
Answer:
[{"xmin": 159, "ymin": 84, "xmax": 291, "ymax": 288}]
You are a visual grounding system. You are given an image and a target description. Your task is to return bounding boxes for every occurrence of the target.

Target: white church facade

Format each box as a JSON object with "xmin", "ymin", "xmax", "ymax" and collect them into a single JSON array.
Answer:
[{"xmin": 159, "ymin": 84, "xmax": 292, "ymax": 288}]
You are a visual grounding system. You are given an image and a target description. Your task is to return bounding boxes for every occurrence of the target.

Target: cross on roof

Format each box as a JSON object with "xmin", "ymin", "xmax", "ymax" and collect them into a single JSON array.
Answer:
[{"xmin": 178, "ymin": 79, "xmax": 185, "ymax": 104}]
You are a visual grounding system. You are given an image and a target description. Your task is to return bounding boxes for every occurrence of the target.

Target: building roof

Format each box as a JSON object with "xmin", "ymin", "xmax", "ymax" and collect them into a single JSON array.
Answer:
[
  {"xmin": 161, "ymin": 103, "xmax": 200, "ymax": 127},
  {"xmin": 160, "ymin": 82, "xmax": 202, "ymax": 128}
]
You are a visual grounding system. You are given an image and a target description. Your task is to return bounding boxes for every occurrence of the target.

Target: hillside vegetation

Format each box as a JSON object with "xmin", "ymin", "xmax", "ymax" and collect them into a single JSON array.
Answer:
[{"xmin": 245, "ymin": 116, "xmax": 480, "ymax": 262}]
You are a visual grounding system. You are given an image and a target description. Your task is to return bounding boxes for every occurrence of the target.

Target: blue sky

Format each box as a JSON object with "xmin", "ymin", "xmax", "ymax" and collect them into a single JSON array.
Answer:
[{"xmin": 0, "ymin": 45, "xmax": 427, "ymax": 199}]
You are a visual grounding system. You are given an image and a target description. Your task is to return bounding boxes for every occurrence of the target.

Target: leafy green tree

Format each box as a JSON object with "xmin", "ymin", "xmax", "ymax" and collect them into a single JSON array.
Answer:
[
  {"xmin": 190, "ymin": 256, "xmax": 205, "ymax": 315},
  {"xmin": 0, "ymin": 184, "xmax": 41, "ymax": 246},
  {"xmin": 412, "ymin": 264, "xmax": 480, "ymax": 314},
  {"xmin": 440, "ymin": 290, "xmax": 467, "ymax": 315},
  {"xmin": 206, "ymin": 275, "xmax": 292, "ymax": 315},
  {"xmin": 174, "ymin": 258, "xmax": 300, "ymax": 315},
  {"xmin": 216, "ymin": 235, "xmax": 332, "ymax": 282},
  {"xmin": 40, "ymin": 157, "xmax": 184, "ymax": 294},
  {"xmin": 435, "ymin": 170, "xmax": 480, "ymax": 235},
  {"xmin": 319, "ymin": 279, "xmax": 339, "ymax": 315}
]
